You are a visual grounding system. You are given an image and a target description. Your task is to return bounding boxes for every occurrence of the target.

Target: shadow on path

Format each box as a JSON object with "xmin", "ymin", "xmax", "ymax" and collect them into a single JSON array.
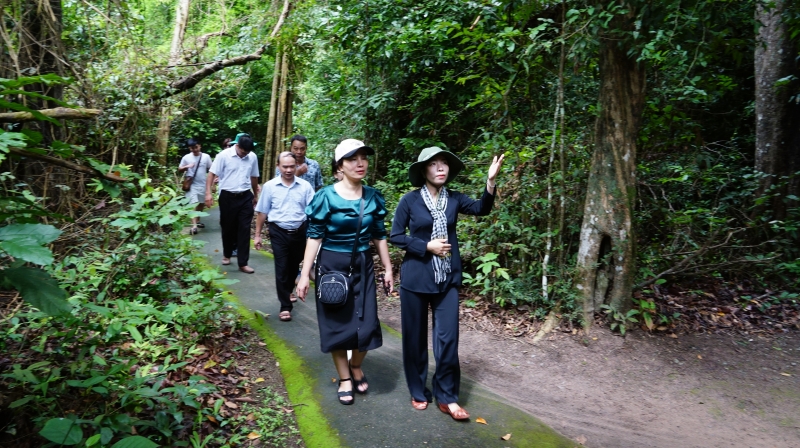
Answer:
[{"xmin": 194, "ymin": 207, "xmax": 573, "ymax": 447}]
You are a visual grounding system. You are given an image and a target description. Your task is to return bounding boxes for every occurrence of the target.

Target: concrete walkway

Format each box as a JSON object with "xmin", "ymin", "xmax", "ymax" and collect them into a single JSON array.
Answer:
[{"xmin": 194, "ymin": 207, "xmax": 573, "ymax": 447}]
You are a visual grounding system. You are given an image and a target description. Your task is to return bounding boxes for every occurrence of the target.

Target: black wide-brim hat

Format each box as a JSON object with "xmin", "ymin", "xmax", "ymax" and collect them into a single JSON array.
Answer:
[{"xmin": 408, "ymin": 146, "xmax": 465, "ymax": 187}]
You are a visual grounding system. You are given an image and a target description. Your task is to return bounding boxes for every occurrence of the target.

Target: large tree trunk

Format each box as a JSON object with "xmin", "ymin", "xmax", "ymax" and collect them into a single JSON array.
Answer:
[
  {"xmin": 754, "ymin": 0, "xmax": 799, "ymax": 217},
  {"xmin": 154, "ymin": 0, "xmax": 191, "ymax": 165},
  {"xmin": 575, "ymin": 11, "xmax": 646, "ymax": 328}
]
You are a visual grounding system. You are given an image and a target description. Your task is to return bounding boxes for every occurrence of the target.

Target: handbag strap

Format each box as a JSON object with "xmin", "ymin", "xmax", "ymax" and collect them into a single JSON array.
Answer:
[
  {"xmin": 189, "ymin": 154, "xmax": 202, "ymax": 178},
  {"xmin": 348, "ymin": 197, "xmax": 366, "ymax": 275}
]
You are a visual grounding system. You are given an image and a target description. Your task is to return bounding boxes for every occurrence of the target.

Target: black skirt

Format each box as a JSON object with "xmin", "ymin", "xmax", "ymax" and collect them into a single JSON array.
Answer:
[{"xmin": 315, "ymin": 249, "xmax": 383, "ymax": 353}]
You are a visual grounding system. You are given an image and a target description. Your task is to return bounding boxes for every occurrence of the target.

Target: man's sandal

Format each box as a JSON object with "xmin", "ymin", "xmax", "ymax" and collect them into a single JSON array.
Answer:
[
  {"xmin": 337, "ymin": 378, "xmax": 354, "ymax": 405},
  {"xmin": 438, "ymin": 403, "xmax": 470, "ymax": 421},
  {"xmin": 279, "ymin": 311, "xmax": 292, "ymax": 322},
  {"xmin": 411, "ymin": 399, "xmax": 428, "ymax": 410}
]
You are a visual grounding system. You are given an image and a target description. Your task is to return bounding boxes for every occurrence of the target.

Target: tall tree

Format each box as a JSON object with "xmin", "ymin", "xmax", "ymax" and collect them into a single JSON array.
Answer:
[
  {"xmin": 574, "ymin": 3, "xmax": 646, "ymax": 326},
  {"xmin": 754, "ymin": 0, "xmax": 800, "ymax": 217},
  {"xmin": 154, "ymin": 0, "xmax": 191, "ymax": 165}
]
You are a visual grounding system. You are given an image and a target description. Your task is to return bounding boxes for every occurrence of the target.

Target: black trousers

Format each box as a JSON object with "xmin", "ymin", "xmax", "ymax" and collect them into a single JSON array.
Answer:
[
  {"xmin": 269, "ymin": 222, "xmax": 307, "ymax": 312},
  {"xmin": 400, "ymin": 286, "xmax": 460, "ymax": 404},
  {"xmin": 219, "ymin": 190, "xmax": 254, "ymax": 267}
]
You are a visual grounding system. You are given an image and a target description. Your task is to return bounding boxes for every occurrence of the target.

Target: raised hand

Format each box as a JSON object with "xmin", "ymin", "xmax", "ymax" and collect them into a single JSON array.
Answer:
[{"xmin": 487, "ymin": 154, "xmax": 505, "ymax": 182}]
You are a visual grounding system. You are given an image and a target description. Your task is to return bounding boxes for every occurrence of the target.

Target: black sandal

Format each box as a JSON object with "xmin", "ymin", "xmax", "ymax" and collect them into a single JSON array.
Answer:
[
  {"xmin": 338, "ymin": 378, "xmax": 354, "ymax": 405},
  {"xmin": 350, "ymin": 364, "xmax": 368, "ymax": 394}
]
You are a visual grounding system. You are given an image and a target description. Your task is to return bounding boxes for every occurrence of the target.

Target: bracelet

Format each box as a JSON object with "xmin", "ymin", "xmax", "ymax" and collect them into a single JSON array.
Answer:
[{"xmin": 487, "ymin": 181, "xmax": 496, "ymax": 189}]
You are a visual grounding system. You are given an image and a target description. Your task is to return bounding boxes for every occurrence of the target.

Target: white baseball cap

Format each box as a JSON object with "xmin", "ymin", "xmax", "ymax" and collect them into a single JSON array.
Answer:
[{"xmin": 334, "ymin": 139, "xmax": 374, "ymax": 162}]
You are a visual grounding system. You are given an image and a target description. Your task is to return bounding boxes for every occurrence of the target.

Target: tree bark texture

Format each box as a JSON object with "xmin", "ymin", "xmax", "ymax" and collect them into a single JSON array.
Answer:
[
  {"xmin": 262, "ymin": 49, "xmax": 294, "ymax": 174},
  {"xmin": 155, "ymin": 0, "xmax": 191, "ymax": 165},
  {"xmin": 754, "ymin": 0, "xmax": 800, "ymax": 216},
  {"xmin": 575, "ymin": 13, "xmax": 646, "ymax": 327}
]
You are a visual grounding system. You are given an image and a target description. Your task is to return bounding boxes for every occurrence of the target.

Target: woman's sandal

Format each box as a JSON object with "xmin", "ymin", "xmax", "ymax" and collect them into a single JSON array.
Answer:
[
  {"xmin": 279, "ymin": 311, "xmax": 292, "ymax": 322},
  {"xmin": 438, "ymin": 402, "xmax": 470, "ymax": 421},
  {"xmin": 337, "ymin": 378, "xmax": 354, "ymax": 405},
  {"xmin": 349, "ymin": 364, "xmax": 368, "ymax": 394},
  {"xmin": 411, "ymin": 399, "xmax": 428, "ymax": 410}
]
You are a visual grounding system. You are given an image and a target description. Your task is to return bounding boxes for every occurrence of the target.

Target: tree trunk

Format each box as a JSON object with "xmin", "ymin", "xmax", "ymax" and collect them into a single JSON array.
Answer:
[
  {"xmin": 754, "ymin": 0, "xmax": 799, "ymax": 216},
  {"xmin": 154, "ymin": 0, "xmax": 191, "ymax": 165},
  {"xmin": 16, "ymin": 0, "xmax": 66, "ymax": 144},
  {"xmin": 575, "ymin": 11, "xmax": 646, "ymax": 328},
  {"xmin": 262, "ymin": 49, "xmax": 294, "ymax": 175}
]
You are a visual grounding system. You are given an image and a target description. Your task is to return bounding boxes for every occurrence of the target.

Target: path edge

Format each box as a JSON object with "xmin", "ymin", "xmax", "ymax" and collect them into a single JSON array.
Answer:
[{"xmin": 196, "ymin": 245, "xmax": 342, "ymax": 448}]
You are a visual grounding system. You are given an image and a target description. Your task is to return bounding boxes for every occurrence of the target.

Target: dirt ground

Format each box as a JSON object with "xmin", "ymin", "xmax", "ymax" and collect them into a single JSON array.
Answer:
[{"xmin": 377, "ymin": 295, "xmax": 800, "ymax": 448}]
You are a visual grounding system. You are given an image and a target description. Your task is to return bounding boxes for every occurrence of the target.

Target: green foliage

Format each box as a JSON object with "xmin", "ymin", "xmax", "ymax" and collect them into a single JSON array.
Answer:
[
  {"xmin": 1, "ymin": 173, "xmax": 237, "ymax": 445},
  {"xmin": 600, "ymin": 304, "xmax": 640, "ymax": 336}
]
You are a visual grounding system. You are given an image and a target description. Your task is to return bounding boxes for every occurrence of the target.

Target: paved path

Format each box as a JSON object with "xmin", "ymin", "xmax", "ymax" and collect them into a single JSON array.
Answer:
[{"xmin": 194, "ymin": 207, "xmax": 572, "ymax": 447}]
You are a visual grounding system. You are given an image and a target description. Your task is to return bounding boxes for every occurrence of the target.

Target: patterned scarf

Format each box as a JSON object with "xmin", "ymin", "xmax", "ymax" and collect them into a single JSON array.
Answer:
[{"xmin": 420, "ymin": 185, "xmax": 450, "ymax": 284}]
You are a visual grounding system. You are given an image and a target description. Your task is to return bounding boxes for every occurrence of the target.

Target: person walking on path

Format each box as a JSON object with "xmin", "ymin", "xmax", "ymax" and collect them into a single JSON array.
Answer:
[
  {"xmin": 296, "ymin": 139, "xmax": 394, "ymax": 406},
  {"xmin": 254, "ymin": 151, "xmax": 315, "ymax": 322},
  {"xmin": 275, "ymin": 135, "xmax": 324, "ymax": 190},
  {"xmin": 389, "ymin": 146, "xmax": 504, "ymax": 420},
  {"xmin": 178, "ymin": 138, "xmax": 212, "ymax": 234},
  {"xmin": 205, "ymin": 133, "xmax": 260, "ymax": 274}
]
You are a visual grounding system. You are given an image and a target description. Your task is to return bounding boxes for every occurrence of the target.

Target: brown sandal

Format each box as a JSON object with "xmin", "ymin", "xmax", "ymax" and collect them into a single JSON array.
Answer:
[
  {"xmin": 438, "ymin": 402, "xmax": 470, "ymax": 421},
  {"xmin": 411, "ymin": 399, "xmax": 428, "ymax": 410}
]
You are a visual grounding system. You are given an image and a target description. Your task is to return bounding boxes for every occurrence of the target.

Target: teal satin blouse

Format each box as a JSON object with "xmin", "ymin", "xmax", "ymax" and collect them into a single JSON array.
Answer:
[{"xmin": 305, "ymin": 185, "xmax": 388, "ymax": 252}]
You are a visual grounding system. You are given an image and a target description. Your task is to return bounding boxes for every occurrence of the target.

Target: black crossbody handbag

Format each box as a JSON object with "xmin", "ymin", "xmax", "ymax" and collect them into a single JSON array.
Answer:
[{"xmin": 315, "ymin": 198, "xmax": 365, "ymax": 307}]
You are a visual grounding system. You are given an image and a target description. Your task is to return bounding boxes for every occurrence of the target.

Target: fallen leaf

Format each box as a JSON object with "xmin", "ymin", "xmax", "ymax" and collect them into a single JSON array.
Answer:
[
  {"xmin": 697, "ymin": 355, "xmax": 702, "ymax": 359},
  {"xmin": 332, "ymin": 378, "xmax": 337, "ymax": 383},
  {"xmin": 204, "ymin": 360, "xmax": 217, "ymax": 369},
  {"xmin": 669, "ymin": 333, "xmax": 678, "ymax": 339},
  {"xmin": 247, "ymin": 432, "xmax": 260, "ymax": 440},
  {"xmin": 656, "ymin": 326, "xmax": 668, "ymax": 331},
  {"xmin": 576, "ymin": 435, "xmax": 587, "ymax": 445},
  {"xmin": 206, "ymin": 415, "xmax": 218, "ymax": 423},
  {"xmin": 246, "ymin": 413, "xmax": 255, "ymax": 422},
  {"xmin": 501, "ymin": 434, "xmax": 511, "ymax": 440},
  {"xmin": 254, "ymin": 378, "xmax": 265, "ymax": 383},
  {"xmin": 591, "ymin": 337, "xmax": 598, "ymax": 341},
  {"xmin": 257, "ymin": 342, "xmax": 266, "ymax": 346},
  {"xmin": 780, "ymin": 372, "xmax": 792, "ymax": 377},
  {"xmin": 224, "ymin": 401, "xmax": 238, "ymax": 409},
  {"xmin": 276, "ymin": 361, "xmax": 280, "ymax": 367},
  {"xmin": 221, "ymin": 368, "xmax": 228, "ymax": 374},
  {"xmin": 475, "ymin": 417, "xmax": 487, "ymax": 425}
]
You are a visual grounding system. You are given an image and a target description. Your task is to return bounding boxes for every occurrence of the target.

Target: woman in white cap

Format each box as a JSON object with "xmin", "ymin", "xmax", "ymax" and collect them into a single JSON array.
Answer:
[
  {"xmin": 389, "ymin": 147, "xmax": 504, "ymax": 420},
  {"xmin": 296, "ymin": 139, "xmax": 394, "ymax": 405}
]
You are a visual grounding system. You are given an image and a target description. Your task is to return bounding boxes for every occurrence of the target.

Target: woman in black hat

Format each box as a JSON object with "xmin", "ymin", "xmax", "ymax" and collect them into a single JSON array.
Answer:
[
  {"xmin": 389, "ymin": 147, "xmax": 504, "ymax": 420},
  {"xmin": 296, "ymin": 139, "xmax": 394, "ymax": 406}
]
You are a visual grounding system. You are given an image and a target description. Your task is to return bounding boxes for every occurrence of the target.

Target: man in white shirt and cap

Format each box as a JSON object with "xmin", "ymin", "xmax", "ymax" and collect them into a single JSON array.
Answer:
[{"xmin": 205, "ymin": 133, "xmax": 260, "ymax": 273}]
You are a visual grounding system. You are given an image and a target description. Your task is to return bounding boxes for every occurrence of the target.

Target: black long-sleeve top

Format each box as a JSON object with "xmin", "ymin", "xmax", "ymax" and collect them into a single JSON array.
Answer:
[{"xmin": 389, "ymin": 187, "xmax": 495, "ymax": 293}]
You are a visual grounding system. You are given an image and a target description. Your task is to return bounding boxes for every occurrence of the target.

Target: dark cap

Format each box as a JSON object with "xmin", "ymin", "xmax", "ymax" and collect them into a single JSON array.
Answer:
[{"xmin": 187, "ymin": 138, "xmax": 200, "ymax": 146}]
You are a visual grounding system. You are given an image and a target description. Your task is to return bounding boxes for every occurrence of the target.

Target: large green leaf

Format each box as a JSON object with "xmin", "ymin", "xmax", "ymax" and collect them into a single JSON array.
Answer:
[
  {"xmin": 2, "ymin": 266, "xmax": 71, "ymax": 316},
  {"xmin": 39, "ymin": 418, "xmax": 83, "ymax": 445},
  {"xmin": 0, "ymin": 237, "xmax": 54, "ymax": 265},
  {"xmin": 110, "ymin": 435, "xmax": 159, "ymax": 448},
  {"xmin": 0, "ymin": 223, "xmax": 62, "ymax": 245}
]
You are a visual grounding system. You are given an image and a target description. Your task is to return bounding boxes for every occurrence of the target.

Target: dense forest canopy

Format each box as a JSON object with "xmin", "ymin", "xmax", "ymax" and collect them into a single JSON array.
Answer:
[{"xmin": 0, "ymin": 0, "xmax": 799, "ymax": 444}]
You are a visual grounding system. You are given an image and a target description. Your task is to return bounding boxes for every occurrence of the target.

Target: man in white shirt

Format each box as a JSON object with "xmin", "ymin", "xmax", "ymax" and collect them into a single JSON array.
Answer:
[
  {"xmin": 178, "ymin": 138, "xmax": 212, "ymax": 234},
  {"xmin": 255, "ymin": 151, "xmax": 315, "ymax": 321},
  {"xmin": 205, "ymin": 133, "xmax": 260, "ymax": 273}
]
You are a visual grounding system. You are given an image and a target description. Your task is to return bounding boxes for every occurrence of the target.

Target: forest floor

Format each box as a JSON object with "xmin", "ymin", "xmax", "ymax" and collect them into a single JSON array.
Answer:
[{"xmin": 377, "ymin": 292, "xmax": 800, "ymax": 448}]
